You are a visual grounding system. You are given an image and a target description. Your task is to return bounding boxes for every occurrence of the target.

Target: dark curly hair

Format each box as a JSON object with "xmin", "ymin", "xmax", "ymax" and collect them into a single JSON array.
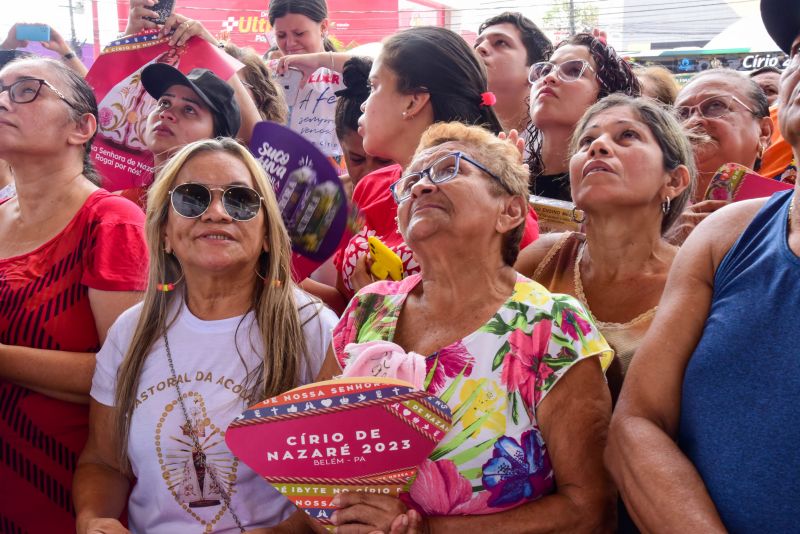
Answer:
[
  {"xmin": 334, "ymin": 56, "xmax": 371, "ymax": 139},
  {"xmin": 525, "ymin": 33, "xmax": 641, "ymax": 182}
]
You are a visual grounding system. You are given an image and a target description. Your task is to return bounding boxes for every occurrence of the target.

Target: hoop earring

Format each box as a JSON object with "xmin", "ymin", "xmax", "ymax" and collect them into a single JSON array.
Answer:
[
  {"xmin": 754, "ymin": 143, "xmax": 765, "ymax": 171},
  {"xmin": 255, "ymin": 251, "xmax": 268, "ymax": 282},
  {"xmin": 570, "ymin": 206, "xmax": 586, "ymax": 224},
  {"xmin": 255, "ymin": 253, "xmax": 283, "ymax": 287},
  {"xmin": 157, "ymin": 252, "xmax": 184, "ymax": 292},
  {"xmin": 662, "ymin": 196, "xmax": 671, "ymax": 215},
  {"xmin": 255, "ymin": 269, "xmax": 283, "ymax": 288}
]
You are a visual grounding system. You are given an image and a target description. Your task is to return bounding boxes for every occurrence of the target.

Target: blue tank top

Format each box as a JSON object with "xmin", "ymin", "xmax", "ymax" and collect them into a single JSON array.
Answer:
[{"xmin": 679, "ymin": 190, "xmax": 800, "ymax": 532}]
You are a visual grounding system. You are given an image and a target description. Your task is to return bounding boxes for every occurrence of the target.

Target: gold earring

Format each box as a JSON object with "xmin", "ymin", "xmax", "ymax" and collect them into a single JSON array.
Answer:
[{"xmin": 754, "ymin": 143, "xmax": 765, "ymax": 171}]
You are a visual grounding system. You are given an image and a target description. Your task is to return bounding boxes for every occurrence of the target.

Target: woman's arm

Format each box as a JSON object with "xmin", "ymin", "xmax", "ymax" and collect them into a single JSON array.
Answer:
[
  {"xmin": 124, "ymin": 0, "xmax": 159, "ymax": 35},
  {"xmin": 431, "ymin": 356, "xmax": 614, "ymax": 534},
  {"xmin": 273, "ymin": 52, "xmax": 353, "ymax": 78},
  {"xmin": 0, "ymin": 289, "xmax": 141, "ymax": 402},
  {"xmin": 664, "ymin": 199, "xmax": 729, "ymax": 246},
  {"xmin": 605, "ymin": 200, "xmax": 766, "ymax": 532},
  {"xmin": 300, "ymin": 278, "xmax": 348, "ymax": 315},
  {"xmin": 0, "ymin": 23, "xmax": 87, "ymax": 77},
  {"xmin": 315, "ymin": 346, "xmax": 342, "ymax": 382},
  {"xmin": 513, "ymin": 232, "xmax": 565, "ymax": 278},
  {"xmin": 0, "ymin": 344, "xmax": 94, "ymax": 403},
  {"xmin": 227, "ymin": 72, "xmax": 261, "ymax": 144},
  {"xmin": 249, "ymin": 509, "xmax": 328, "ymax": 534},
  {"xmin": 331, "ymin": 357, "xmax": 614, "ymax": 534},
  {"xmin": 43, "ymin": 25, "xmax": 88, "ymax": 77},
  {"xmin": 74, "ymin": 400, "xmax": 132, "ymax": 534}
]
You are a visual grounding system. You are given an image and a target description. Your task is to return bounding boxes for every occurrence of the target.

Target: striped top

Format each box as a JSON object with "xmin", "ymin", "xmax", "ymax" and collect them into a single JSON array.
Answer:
[{"xmin": 0, "ymin": 190, "xmax": 147, "ymax": 533}]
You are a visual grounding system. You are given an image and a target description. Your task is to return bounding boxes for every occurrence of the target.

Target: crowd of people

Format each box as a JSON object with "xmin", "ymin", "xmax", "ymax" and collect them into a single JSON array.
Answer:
[{"xmin": 0, "ymin": 0, "xmax": 798, "ymax": 532}]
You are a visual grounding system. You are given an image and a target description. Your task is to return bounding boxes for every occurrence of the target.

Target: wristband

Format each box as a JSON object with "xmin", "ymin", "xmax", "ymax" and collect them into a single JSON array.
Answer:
[
  {"xmin": 63, "ymin": 51, "xmax": 76, "ymax": 60},
  {"xmin": 218, "ymin": 42, "xmax": 225, "ymax": 49}
]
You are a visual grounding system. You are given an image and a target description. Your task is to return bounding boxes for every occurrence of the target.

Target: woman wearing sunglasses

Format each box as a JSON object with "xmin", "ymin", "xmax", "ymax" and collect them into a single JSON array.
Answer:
[
  {"xmin": 74, "ymin": 138, "xmax": 336, "ymax": 533},
  {"xmin": 527, "ymin": 33, "xmax": 640, "ymax": 201},
  {"xmin": 667, "ymin": 69, "xmax": 772, "ymax": 245},
  {"xmin": 0, "ymin": 58, "xmax": 148, "ymax": 532},
  {"xmin": 314, "ymin": 122, "xmax": 615, "ymax": 533}
]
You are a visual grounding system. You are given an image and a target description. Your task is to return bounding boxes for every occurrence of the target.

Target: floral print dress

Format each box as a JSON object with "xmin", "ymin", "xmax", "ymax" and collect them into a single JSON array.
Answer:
[{"xmin": 333, "ymin": 273, "xmax": 613, "ymax": 516}]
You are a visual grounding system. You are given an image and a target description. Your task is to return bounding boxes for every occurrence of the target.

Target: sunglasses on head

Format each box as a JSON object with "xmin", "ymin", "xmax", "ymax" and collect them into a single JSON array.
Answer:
[{"xmin": 169, "ymin": 183, "xmax": 264, "ymax": 221}]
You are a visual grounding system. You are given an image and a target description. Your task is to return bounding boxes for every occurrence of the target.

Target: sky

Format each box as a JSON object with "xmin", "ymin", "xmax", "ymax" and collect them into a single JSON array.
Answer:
[
  {"xmin": 2, "ymin": 0, "xmax": 107, "ymax": 48},
  {"xmin": 1, "ymin": 0, "xmax": 776, "ymax": 55}
]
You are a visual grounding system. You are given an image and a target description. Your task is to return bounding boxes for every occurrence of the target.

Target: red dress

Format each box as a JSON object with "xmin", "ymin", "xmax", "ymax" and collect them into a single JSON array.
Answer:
[
  {"xmin": 0, "ymin": 190, "xmax": 148, "ymax": 533},
  {"xmin": 336, "ymin": 165, "xmax": 540, "ymax": 297}
]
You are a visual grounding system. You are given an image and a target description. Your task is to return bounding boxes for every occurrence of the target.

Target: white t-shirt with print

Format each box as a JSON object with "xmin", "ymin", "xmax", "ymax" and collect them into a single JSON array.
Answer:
[{"xmin": 91, "ymin": 290, "xmax": 337, "ymax": 533}]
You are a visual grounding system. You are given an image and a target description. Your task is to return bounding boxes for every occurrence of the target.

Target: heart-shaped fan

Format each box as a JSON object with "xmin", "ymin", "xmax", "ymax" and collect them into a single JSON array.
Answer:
[{"xmin": 226, "ymin": 378, "xmax": 452, "ymax": 528}]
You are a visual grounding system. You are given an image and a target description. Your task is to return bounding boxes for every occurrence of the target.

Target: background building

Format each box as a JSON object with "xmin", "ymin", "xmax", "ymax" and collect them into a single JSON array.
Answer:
[{"xmin": 0, "ymin": 0, "xmax": 782, "ymax": 73}]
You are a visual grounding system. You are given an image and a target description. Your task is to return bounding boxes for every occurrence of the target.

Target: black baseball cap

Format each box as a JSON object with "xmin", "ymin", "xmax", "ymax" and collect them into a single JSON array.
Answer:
[
  {"xmin": 762, "ymin": 0, "xmax": 800, "ymax": 54},
  {"xmin": 141, "ymin": 63, "xmax": 241, "ymax": 137}
]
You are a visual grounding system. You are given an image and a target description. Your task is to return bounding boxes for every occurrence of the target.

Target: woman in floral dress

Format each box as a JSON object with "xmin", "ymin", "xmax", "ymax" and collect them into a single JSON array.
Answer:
[{"xmin": 316, "ymin": 122, "xmax": 616, "ymax": 532}]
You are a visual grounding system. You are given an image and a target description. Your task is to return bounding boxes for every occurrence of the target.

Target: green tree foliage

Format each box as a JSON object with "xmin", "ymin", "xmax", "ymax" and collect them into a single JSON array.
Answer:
[{"xmin": 543, "ymin": 1, "xmax": 599, "ymax": 36}]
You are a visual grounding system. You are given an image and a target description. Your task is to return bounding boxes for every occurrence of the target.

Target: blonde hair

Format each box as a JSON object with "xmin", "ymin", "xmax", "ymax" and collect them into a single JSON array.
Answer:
[
  {"xmin": 636, "ymin": 65, "xmax": 679, "ymax": 106},
  {"xmin": 412, "ymin": 121, "xmax": 529, "ymax": 265},
  {"xmin": 112, "ymin": 138, "xmax": 313, "ymax": 470}
]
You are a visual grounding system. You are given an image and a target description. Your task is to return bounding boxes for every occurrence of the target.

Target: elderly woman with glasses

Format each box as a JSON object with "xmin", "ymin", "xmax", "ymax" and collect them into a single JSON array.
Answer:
[
  {"xmin": 74, "ymin": 138, "xmax": 336, "ymax": 533},
  {"xmin": 526, "ymin": 33, "xmax": 640, "ymax": 201},
  {"xmin": 314, "ymin": 122, "xmax": 616, "ymax": 533},
  {"xmin": 334, "ymin": 26, "xmax": 539, "ymax": 301},
  {"xmin": 666, "ymin": 69, "xmax": 773, "ymax": 245},
  {"xmin": 0, "ymin": 58, "xmax": 149, "ymax": 532}
]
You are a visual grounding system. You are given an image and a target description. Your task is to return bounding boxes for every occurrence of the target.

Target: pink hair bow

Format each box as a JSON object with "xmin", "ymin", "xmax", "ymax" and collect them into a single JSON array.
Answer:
[{"xmin": 480, "ymin": 91, "xmax": 497, "ymax": 107}]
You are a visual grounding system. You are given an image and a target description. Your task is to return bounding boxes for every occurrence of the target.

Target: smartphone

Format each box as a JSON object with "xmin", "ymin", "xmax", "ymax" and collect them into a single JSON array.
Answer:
[
  {"xmin": 276, "ymin": 67, "xmax": 304, "ymax": 107},
  {"xmin": 368, "ymin": 236, "xmax": 404, "ymax": 282},
  {"xmin": 147, "ymin": 0, "xmax": 176, "ymax": 25},
  {"xmin": 16, "ymin": 24, "xmax": 50, "ymax": 42}
]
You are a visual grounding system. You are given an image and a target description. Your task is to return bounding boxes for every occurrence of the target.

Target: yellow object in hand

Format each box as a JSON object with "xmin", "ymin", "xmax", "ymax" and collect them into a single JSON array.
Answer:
[{"xmin": 367, "ymin": 236, "xmax": 404, "ymax": 281}]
